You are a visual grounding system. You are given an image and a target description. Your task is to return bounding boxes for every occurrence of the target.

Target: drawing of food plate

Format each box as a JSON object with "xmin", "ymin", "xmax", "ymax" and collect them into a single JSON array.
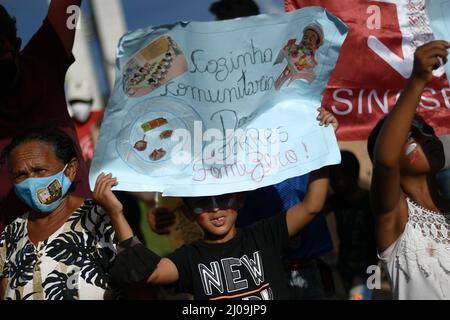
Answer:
[
  {"xmin": 123, "ymin": 35, "xmax": 187, "ymax": 98},
  {"xmin": 116, "ymin": 96, "xmax": 204, "ymax": 176}
]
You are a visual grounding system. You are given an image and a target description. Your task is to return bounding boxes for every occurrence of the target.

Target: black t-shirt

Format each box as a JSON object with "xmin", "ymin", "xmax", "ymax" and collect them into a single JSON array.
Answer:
[
  {"xmin": 328, "ymin": 192, "xmax": 378, "ymax": 278},
  {"xmin": 168, "ymin": 212, "xmax": 291, "ymax": 300}
]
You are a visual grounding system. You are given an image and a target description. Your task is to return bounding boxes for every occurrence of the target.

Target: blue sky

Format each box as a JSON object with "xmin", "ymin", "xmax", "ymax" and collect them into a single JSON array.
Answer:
[
  {"xmin": 0, "ymin": 0, "xmax": 284, "ymax": 96},
  {"xmin": 1, "ymin": 0, "xmax": 284, "ymax": 44}
]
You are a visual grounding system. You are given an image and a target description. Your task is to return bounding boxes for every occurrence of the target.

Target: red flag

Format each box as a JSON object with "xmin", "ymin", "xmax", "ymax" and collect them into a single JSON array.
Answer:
[{"xmin": 285, "ymin": 0, "xmax": 450, "ymax": 140}]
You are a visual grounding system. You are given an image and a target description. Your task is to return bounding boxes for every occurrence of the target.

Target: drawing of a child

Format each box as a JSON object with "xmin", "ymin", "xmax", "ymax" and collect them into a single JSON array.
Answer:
[{"xmin": 274, "ymin": 23, "xmax": 324, "ymax": 90}]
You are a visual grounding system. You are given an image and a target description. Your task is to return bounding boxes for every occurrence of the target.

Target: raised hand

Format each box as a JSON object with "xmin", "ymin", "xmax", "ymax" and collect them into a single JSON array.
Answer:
[
  {"xmin": 93, "ymin": 172, "xmax": 123, "ymax": 216},
  {"xmin": 317, "ymin": 107, "xmax": 339, "ymax": 132},
  {"xmin": 411, "ymin": 40, "xmax": 450, "ymax": 85}
]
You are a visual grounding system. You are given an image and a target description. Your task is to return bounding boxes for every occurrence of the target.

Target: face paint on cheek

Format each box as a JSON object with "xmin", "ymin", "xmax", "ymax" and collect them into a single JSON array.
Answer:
[
  {"xmin": 405, "ymin": 143, "xmax": 419, "ymax": 165},
  {"xmin": 410, "ymin": 150, "xmax": 420, "ymax": 165},
  {"xmin": 196, "ymin": 214, "xmax": 206, "ymax": 222}
]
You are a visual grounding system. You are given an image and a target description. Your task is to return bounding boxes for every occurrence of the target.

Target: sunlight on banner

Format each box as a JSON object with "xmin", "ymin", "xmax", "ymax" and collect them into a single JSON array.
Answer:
[{"xmin": 89, "ymin": 7, "xmax": 348, "ymax": 196}]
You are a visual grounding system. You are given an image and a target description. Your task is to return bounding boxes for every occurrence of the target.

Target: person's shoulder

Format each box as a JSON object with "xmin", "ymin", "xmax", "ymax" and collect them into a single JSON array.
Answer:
[
  {"xmin": 83, "ymin": 199, "xmax": 104, "ymax": 212},
  {"xmin": 0, "ymin": 214, "xmax": 28, "ymax": 240},
  {"xmin": 181, "ymin": 238, "xmax": 208, "ymax": 250},
  {"xmin": 75, "ymin": 198, "xmax": 96, "ymax": 212},
  {"xmin": 241, "ymin": 212, "xmax": 290, "ymax": 250},
  {"xmin": 245, "ymin": 211, "xmax": 286, "ymax": 231},
  {"xmin": 78, "ymin": 199, "xmax": 109, "ymax": 223},
  {"xmin": 167, "ymin": 241, "xmax": 201, "ymax": 262},
  {"xmin": 8, "ymin": 213, "xmax": 28, "ymax": 227}
]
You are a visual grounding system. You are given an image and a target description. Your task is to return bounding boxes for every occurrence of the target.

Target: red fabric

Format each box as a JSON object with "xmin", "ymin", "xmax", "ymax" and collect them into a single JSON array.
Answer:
[
  {"xmin": 285, "ymin": 0, "xmax": 450, "ymax": 141},
  {"xmin": 74, "ymin": 110, "xmax": 104, "ymax": 163},
  {"xmin": 0, "ymin": 19, "xmax": 91, "ymax": 231}
]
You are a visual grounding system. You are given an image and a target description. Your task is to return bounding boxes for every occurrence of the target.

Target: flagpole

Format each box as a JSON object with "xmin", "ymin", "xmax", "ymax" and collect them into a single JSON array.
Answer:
[{"xmin": 91, "ymin": 0, "xmax": 128, "ymax": 91}]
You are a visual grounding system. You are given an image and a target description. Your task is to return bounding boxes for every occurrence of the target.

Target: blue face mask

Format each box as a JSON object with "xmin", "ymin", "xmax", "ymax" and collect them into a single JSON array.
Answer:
[{"xmin": 14, "ymin": 164, "xmax": 73, "ymax": 213}]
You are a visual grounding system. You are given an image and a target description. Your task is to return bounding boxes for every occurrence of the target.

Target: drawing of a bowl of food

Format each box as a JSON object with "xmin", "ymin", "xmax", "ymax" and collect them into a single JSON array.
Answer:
[
  {"xmin": 123, "ymin": 35, "xmax": 187, "ymax": 97},
  {"xmin": 132, "ymin": 116, "xmax": 173, "ymax": 162},
  {"xmin": 116, "ymin": 96, "xmax": 205, "ymax": 176}
]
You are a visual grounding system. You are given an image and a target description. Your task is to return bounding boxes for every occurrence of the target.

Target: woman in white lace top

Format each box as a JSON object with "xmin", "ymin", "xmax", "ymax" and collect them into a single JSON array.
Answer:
[{"xmin": 367, "ymin": 40, "xmax": 450, "ymax": 299}]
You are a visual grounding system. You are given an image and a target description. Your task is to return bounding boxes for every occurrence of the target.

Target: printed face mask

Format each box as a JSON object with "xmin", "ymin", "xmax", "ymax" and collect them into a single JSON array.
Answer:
[{"xmin": 14, "ymin": 164, "xmax": 72, "ymax": 213}]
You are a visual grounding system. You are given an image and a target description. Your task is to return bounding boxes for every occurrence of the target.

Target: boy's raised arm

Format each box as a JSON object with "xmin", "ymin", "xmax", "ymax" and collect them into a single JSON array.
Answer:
[
  {"xmin": 147, "ymin": 258, "xmax": 179, "ymax": 284},
  {"xmin": 286, "ymin": 108, "xmax": 338, "ymax": 237},
  {"xmin": 286, "ymin": 167, "xmax": 329, "ymax": 236},
  {"xmin": 93, "ymin": 173, "xmax": 179, "ymax": 286}
]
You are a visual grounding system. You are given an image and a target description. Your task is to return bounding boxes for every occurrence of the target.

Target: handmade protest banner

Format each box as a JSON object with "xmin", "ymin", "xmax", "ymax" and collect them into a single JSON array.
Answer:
[
  {"xmin": 426, "ymin": 0, "xmax": 450, "ymax": 80},
  {"xmin": 286, "ymin": 0, "xmax": 450, "ymax": 141},
  {"xmin": 89, "ymin": 7, "xmax": 348, "ymax": 196}
]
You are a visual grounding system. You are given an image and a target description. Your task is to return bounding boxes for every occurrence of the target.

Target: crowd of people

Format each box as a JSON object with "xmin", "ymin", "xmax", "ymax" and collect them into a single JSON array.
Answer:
[{"xmin": 0, "ymin": 0, "xmax": 449, "ymax": 300}]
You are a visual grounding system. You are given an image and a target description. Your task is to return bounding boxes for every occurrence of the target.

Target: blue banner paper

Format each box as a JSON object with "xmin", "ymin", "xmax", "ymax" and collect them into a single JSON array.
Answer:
[
  {"xmin": 90, "ymin": 7, "xmax": 348, "ymax": 196},
  {"xmin": 427, "ymin": 0, "xmax": 450, "ymax": 79}
]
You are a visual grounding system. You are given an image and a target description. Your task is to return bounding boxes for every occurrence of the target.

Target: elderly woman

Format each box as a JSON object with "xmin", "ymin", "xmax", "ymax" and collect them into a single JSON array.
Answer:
[{"xmin": 0, "ymin": 127, "xmax": 118, "ymax": 300}]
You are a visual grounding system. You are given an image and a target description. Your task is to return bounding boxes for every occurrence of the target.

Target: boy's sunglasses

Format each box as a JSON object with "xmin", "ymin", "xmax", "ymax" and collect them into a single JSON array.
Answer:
[{"xmin": 183, "ymin": 195, "xmax": 240, "ymax": 216}]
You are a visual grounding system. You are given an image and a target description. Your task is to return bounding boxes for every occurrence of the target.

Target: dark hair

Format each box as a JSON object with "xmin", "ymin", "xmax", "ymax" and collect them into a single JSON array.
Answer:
[
  {"xmin": 339, "ymin": 150, "xmax": 360, "ymax": 179},
  {"xmin": 1, "ymin": 126, "xmax": 77, "ymax": 167},
  {"xmin": 0, "ymin": 5, "xmax": 17, "ymax": 44},
  {"xmin": 367, "ymin": 114, "xmax": 430, "ymax": 163},
  {"xmin": 209, "ymin": 0, "xmax": 260, "ymax": 20}
]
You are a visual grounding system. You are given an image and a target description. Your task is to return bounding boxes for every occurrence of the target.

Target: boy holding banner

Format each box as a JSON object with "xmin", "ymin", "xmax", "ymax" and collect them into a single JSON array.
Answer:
[{"xmin": 93, "ymin": 108, "xmax": 338, "ymax": 300}]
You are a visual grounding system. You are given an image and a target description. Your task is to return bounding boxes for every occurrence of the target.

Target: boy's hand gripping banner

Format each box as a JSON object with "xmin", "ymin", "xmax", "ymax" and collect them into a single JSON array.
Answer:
[{"xmin": 90, "ymin": 7, "xmax": 348, "ymax": 196}]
